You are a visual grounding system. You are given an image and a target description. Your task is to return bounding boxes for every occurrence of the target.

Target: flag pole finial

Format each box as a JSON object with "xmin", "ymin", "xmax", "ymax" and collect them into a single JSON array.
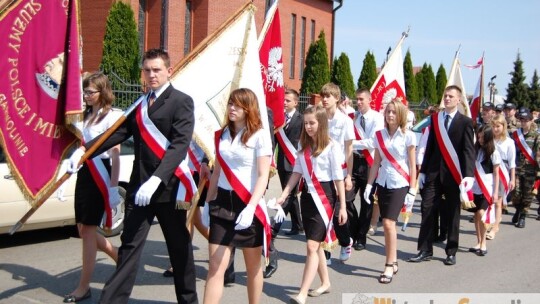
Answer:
[{"xmin": 402, "ymin": 26, "xmax": 410, "ymax": 38}]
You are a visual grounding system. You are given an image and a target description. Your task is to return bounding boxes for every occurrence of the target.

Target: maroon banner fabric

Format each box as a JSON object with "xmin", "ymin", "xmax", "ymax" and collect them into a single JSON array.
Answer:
[{"xmin": 0, "ymin": 0, "xmax": 82, "ymax": 202}]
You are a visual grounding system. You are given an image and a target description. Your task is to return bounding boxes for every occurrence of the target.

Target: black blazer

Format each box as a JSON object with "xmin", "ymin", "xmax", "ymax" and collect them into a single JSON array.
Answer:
[
  {"xmin": 420, "ymin": 111, "xmax": 475, "ymax": 185},
  {"xmin": 276, "ymin": 110, "xmax": 302, "ymax": 172},
  {"xmin": 86, "ymin": 85, "xmax": 194, "ymax": 204}
]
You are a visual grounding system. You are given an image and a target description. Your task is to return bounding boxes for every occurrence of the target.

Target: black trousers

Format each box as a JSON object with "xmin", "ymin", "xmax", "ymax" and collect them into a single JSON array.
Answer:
[
  {"xmin": 99, "ymin": 201, "xmax": 198, "ymax": 304},
  {"xmin": 418, "ymin": 176, "xmax": 461, "ymax": 256},
  {"xmin": 273, "ymin": 169, "xmax": 303, "ymax": 233},
  {"xmin": 345, "ymin": 155, "xmax": 373, "ymax": 245}
]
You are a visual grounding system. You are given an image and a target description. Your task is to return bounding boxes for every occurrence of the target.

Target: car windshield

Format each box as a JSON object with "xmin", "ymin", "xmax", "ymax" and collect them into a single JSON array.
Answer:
[{"xmin": 412, "ymin": 116, "xmax": 431, "ymax": 133}]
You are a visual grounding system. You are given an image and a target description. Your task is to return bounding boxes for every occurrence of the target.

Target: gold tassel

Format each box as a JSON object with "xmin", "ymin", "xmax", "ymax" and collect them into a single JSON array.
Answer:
[
  {"xmin": 176, "ymin": 201, "xmax": 191, "ymax": 210},
  {"xmin": 461, "ymin": 200, "xmax": 476, "ymax": 210},
  {"xmin": 321, "ymin": 240, "xmax": 338, "ymax": 251}
]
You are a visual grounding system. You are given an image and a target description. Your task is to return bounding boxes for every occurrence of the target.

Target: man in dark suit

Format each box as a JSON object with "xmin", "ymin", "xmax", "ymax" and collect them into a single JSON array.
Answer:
[
  {"xmin": 69, "ymin": 49, "xmax": 197, "ymax": 303},
  {"xmin": 409, "ymin": 85, "xmax": 475, "ymax": 266},
  {"xmin": 263, "ymin": 89, "xmax": 303, "ymax": 278}
]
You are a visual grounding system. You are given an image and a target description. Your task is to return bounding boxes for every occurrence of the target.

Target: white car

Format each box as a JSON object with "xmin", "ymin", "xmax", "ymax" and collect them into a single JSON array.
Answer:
[{"xmin": 0, "ymin": 138, "xmax": 134, "ymax": 236}]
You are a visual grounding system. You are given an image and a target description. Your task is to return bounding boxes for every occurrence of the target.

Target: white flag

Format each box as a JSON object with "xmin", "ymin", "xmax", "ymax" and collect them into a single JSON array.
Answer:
[{"xmin": 440, "ymin": 51, "xmax": 471, "ymax": 118}]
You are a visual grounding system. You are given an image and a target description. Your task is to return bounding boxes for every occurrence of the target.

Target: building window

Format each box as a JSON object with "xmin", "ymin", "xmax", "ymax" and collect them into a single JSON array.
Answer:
[
  {"xmin": 310, "ymin": 19, "xmax": 315, "ymax": 43},
  {"xmin": 138, "ymin": 0, "xmax": 146, "ymax": 62},
  {"xmin": 299, "ymin": 17, "xmax": 306, "ymax": 79},
  {"xmin": 289, "ymin": 14, "xmax": 296, "ymax": 79},
  {"xmin": 184, "ymin": 1, "xmax": 192, "ymax": 55}
]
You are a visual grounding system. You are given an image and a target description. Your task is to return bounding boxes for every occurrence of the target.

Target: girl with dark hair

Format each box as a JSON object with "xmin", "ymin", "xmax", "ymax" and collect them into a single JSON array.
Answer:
[
  {"xmin": 276, "ymin": 105, "xmax": 346, "ymax": 304},
  {"xmin": 64, "ymin": 72, "xmax": 121, "ymax": 303},
  {"xmin": 467, "ymin": 124, "xmax": 500, "ymax": 256}
]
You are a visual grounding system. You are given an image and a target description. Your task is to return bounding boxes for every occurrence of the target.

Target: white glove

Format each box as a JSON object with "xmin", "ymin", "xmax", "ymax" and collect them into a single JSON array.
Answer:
[
  {"xmin": 418, "ymin": 173, "xmax": 426, "ymax": 189},
  {"xmin": 135, "ymin": 176, "xmax": 161, "ymax": 206},
  {"xmin": 363, "ymin": 184, "xmax": 373, "ymax": 205},
  {"xmin": 67, "ymin": 148, "xmax": 85, "ymax": 173},
  {"xmin": 266, "ymin": 198, "xmax": 286, "ymax": 223},
  {"xmin": 235, "ymin": 204, "xmax": 256, "ymax": 230},
  {"xmin": 405, "ymin": 188, "xmax": 416, "ymax": 212},
  {"xmin": 108, "ymin": 186, "xmax": 123, "ymax": 209},
  {"xmin": 202, "ymin": 203, "xmax": 210, "ymax": 227},
  {"xmin": 461, "ymin": 177, "xmax": 474, "ymax": 192}
]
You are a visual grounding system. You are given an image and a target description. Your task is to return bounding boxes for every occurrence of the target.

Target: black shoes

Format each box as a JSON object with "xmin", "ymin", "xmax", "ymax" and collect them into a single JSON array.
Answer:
[
  {"xmin": 408, "ymin": 251, "xmax": 433, "ymax": 263},
  {"xmin": 469, "ymin": 247, "xmax": 487, "ymax": 256},
  {"xmin": 444, "ymin": 255, "xmax": 456, "ymax": 265},
  {"xmin": 163, "ymin": 268, "xmax": 174, "ymax": 277},
  {"xmin": 263, "ymin": 263, "xmax": 278, "ymax": 278},
  {"xmin": 516, "ymin": 215, "xmax": 526, "ymax": 228},
  {"xmin": 63, "ymin": 289, "xmax": 91, "ymax": 303},
  {"xmin": 224, "ymin": 274, "xmax": 236, "ymax": 286},
  {"xmin": 353, "ymin": 242, "xmax": 365, "ymax": 251},
  {"xmin": 512, "ymin": 211, "xmax": 521, "ymax": 224}
]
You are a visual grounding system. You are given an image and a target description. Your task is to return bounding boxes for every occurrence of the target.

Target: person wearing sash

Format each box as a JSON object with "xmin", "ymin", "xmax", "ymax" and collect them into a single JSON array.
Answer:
[
  {"xmin": 201, "ymin": 88, "xmax": 272, "ymax": 304},
  {"xmin": 466, "ymin": 125, "xmax": 500, "ymax": 256},
  {"xmin": 320, "ymin": 83, "xmax": 354, "ymax": 263},
  {"xmin": 348, "ymin": 88, "xmax": 384, "ymax": 252},
  {"xmin": 511, "ymin": 109, "xmax": 539, "ymax": 228},
  {"xmin": 409, "ymin": 85, "xmax": 475, "ymax": 266},
  {"xmin": 264, "ymin": 89, "xmax": 304, "ymax": 279},
  {"xmin": 63, "ymin": 72, "xmax": 122, "ymax": 303},
  {"xmin": 67, "ymin": 49, "xmax": 198, "ymax": 304},
  {"xmin": 276, "ymin": 105, "xmax": 346, "ymax": 304},
  {"xmin": 364, "ymin": 99, "xmax": 416, "ymax": 284},
  {"xmin": 487, "ymin": 115, "xmax": 516, "ymax": 239}
]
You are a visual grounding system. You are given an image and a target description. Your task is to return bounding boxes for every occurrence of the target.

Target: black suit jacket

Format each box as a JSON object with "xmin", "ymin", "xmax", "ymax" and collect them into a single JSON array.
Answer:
[
  {"xmin": 276, "ymin": 110, "xmax": 302, "ymax": 172},
  {"xmin": 86, "ymin": 84, "xmax": 194, "ymax": 204},
  {"xmin": 420, "ymin": 111, "xmax": 475, "ymax": 185}
]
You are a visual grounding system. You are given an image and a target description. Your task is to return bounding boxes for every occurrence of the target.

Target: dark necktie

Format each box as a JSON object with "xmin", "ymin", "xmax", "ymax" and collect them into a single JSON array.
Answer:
[
  {"xmin": 360, "ymin": 115, "xmax": 366, "ymax": 130},
  {"xmin": 285, "ymin": 113, "xmax": 291, "ymax": 125},
  {"xmin": 149, "ymin": 91, "xmax": 156, "ymax": 107},
  {"xmin": 444, "ymin": 114, "xmax": 450, "ymax": 130}
]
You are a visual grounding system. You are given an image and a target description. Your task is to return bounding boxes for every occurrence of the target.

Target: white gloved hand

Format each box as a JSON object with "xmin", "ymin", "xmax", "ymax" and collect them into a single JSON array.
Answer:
[
  {"xmin": 135, "ymin": 176, "xmax": 161, "ymax": 206},
  {"xmin": 363, "ymin": 184, "xmax": 373, "ymax": 205},
  {"xmin": 108, "ymin": 186, "xmax": 123, "ymax": 209},
  {"xmin": 202, "ymin": 203, "xmax": 210, "ymax": 227},
  {"xmin": 405, "ymin": 188, "xmax": 416, "ymax": 212},
  {"xmin": 67, "ymin": 148, "xmax": 85, "ymax": 173},
  {"xmin": 274, "ymin": 205, "xmax": 286, "ymax": 223},
  {"xmin": 235, "ymin": 204, "xmax": 256, "ymax": 230},
  {"xmin": 418, "ymin": 173, "xmax": 426, "ymax": 189},
  {"xmin": 461, "ymin": 177, "xmax": 474, "ymax": 192}
]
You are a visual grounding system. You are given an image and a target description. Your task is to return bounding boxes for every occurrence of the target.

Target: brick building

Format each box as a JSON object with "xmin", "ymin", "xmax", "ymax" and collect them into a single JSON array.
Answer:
[{"xmin": 79, "ymin": 0, "xmax": 341, "ymax": 91}]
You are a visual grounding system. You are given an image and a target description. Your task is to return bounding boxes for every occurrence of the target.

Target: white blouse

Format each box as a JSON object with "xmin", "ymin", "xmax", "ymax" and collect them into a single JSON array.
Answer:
[
  {"xmin": 472, "ymin": 149, "xmax": 502, "ymax": 195},
  {"xmin": 374, "ymin": 128, "xmax": 416, "ymax": 189},
  {"xmin": 293, "ymin": 139, "xmax": 345, "ymax": 182},
  {"xmin": 495, "ymin": 137, "xmax": 516, "ymax": 170},
  {"xmin": 82, "ymin": 108, "xmax": 122, "ymax": 159},
  {"xmin": 328, "ymin": 109, "xmax": 355, "ymax": 155},
  {"xmin": 217, "ymin": 127, "xmax": 273, "ymax": 192}
]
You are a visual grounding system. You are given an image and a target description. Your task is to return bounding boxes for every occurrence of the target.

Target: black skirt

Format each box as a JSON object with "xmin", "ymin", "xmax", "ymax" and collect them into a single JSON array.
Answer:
[
  {"xmin": 208, "ymin": 187, "xmax": 263, "ymax": 248},
  {"xmin": 376, "ymin": 184, "xmax": 408, "ymax": 221},
  {"xmin": 300, "ymin": 181, "xmax": 336, "ymax": 242},
  {"xmin": 467, "ymin": 194, "xmax": 490, "ymax": 213},
  {"xmin": 75, "ymin": 158, "xmax": 111, "ymax": 226}
]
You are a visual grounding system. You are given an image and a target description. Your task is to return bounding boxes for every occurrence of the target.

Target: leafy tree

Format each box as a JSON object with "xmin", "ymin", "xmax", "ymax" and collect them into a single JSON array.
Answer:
[
  {"xmin": 331, "ymin": 52, "xmax": 356, "ymax": 98},
  {"xmin": 357, "ymin": 51, "xmax": 377, "ymax": 90},
  {"xmin": 506, "ymin": 52, "xmax": 530, "ymax": 109},
  {"xmin": 403, "ymin": 49, "xmax": 418, "ymax": 103},
  {"xmin": 300, "ymin": 31, "xmax": 331, "ymax": 95},
  {"xmin": 100, "ymin": 1, "xmax": 140, "ymax": 106},
  {"xmin": 435, "ymin": 63, "xmax": 447, "ymax": 101},
  {"xmin": 528, "ymin": 69, "xmax": 540, "ymax": 110}
]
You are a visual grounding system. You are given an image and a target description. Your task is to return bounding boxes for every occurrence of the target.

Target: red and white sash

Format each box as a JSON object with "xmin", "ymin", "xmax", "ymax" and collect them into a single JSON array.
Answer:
[
  {"xmin": 512, "ymin": 129, "xmax": 536, "ymax": 166},
  {"xmin": 275, "ymin": 128, "xmax": 297, "ymax": 166},
  {"xmin": 474, "ymin": 158, "xmax": 496, "ymax": 224},
  {"xmin": 135, "ymin": 96, "xmax": 197, "ymax": 209},
  {"xmin": 298, "ymin": 146, "xmax": 338, "ymax": 250},
  {"xmin": 375, "ymin": 130, "xmax": 410, "ymax": 183},
  {"xmin": 498, "ymin": 164, "xmax": 510, "ymax": 205},
  {"xmin": 187, "ymin": 141, "xmax": 205, "ymax": 173},
  {"xmin": 432, "ymin": 113, "xmax": 463, "ymax": 184},
  {"xmin": 353, "ymin": 116, "xmax": 374, "ymax": 166},
  {"xmin": 214, "ymin": 130, "xmax": 272, "ymax": 259},
  {"xmin": 86, "ymin": 157, "xmax": 113, "ymax": 228}
]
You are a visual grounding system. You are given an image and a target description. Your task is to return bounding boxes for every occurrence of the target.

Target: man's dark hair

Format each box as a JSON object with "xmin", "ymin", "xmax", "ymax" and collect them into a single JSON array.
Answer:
[
  {"xmin": 445, "ymin": 85, "xmax": 462, "ymax": 95},
  {"xmin": 143, "ymin": 48, "xmax": 170, "ymax": 68},
  {"xmin": 285, "ymin": 88, "xmax": 300, "ymax": 101},
  {"xmin": 355, "ymin": 88, "xmax": 370, "ymax": 95}
]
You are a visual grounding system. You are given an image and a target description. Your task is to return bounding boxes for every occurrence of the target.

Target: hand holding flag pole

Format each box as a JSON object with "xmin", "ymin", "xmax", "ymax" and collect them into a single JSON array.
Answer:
[{"xmin": 9, "ymin": 97, "xmax": 144, "ymax": 235}]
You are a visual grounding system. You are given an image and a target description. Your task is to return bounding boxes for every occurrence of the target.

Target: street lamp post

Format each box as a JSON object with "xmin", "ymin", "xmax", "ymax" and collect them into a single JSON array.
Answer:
[{"xmin": 488, "ymin": 75, "xmax": 497, "ymax": 104}]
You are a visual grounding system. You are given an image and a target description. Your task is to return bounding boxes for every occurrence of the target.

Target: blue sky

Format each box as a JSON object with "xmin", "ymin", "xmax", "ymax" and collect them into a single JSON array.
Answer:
[{"xmin": 333, "ymin": 0, "xmax": 540, "ymax": 98}]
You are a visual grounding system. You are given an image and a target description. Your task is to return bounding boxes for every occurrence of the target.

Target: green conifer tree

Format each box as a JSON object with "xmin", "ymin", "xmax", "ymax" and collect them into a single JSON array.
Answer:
[
  {"xmin": 357, "ymin": 51, "xmax": 377, "ymax": 90},
  {"xmin": 528, "ymin": 70, "xmax": 540, "ymax": 110},
  {"xmin": 403, "ymin": 49, "xmax": 418, "ymax": 103},
  {"xmin": 300, "ymin": 31, "xmax": 331, "ymax": 95},
  {"xmin": 435, "ymin": 63, "xmax": 448, "ymax": 101},
  {"xmin": 331, "ymin": 52, "xmax": 356, "ymax": 98},
  {"xmin": 506, "ymin": 52, "xmax": 530, "ymax": 109}
]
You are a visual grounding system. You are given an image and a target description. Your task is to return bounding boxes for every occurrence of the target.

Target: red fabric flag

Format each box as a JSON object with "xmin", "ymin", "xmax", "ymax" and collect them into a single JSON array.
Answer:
[
  {"xmin": 0, "ymin": 0, "xmax": 83, "ymax": 204},
  {"xmin": 370, "ymin": 33, "xmax": 407, "ymax": 111},
  {"xmin": 259, "ymin": 2, "xmax": 285, "ymax": 128},
  {"xmin": 470, "ymin": 74, "xmax": 482, "ymax": 123}
]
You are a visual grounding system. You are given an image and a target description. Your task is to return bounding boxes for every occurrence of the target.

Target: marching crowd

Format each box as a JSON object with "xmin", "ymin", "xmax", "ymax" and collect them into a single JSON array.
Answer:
[{"xmin": 63, "ymin": 48, "xmax": 539, "ymax": 304}]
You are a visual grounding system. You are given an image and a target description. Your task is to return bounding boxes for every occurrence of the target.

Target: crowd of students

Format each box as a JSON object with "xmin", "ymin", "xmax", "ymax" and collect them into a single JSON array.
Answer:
[{"xmin": 65, "ymin": 49, "xmax": 538, "ymax": 303}]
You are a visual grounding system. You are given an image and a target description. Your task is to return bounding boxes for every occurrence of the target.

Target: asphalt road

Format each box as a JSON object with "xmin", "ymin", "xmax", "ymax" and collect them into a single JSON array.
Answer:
[{"xmin": 1, "ymin": 176, "xmax": 540, "ymax": 303}]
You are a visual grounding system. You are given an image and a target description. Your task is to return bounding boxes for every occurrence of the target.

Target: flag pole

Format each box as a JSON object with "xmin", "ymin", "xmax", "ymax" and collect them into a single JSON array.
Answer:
[
  {"xmin": 479, "ymin": 52, "xmax": 485, "ymax": 115},
  {"xmin": 9, "ymin": 97, "xmax": 144, "ymax": 235}
]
